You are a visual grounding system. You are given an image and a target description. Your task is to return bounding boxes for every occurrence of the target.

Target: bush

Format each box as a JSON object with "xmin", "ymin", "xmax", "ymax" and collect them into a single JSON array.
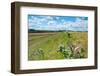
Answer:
[
  {"xmin": 58, "ymin": 44, "xmax": 72, "ymax": 59},
  {"xmin": 30, "ymin": 48, "xmax": 44, "ymax": 60}
]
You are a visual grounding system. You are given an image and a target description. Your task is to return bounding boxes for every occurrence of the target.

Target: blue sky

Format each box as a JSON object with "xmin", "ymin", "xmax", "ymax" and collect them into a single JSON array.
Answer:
[{"xmin": 28, "ymin": 15, "xmax": 88, "ymax": 31}]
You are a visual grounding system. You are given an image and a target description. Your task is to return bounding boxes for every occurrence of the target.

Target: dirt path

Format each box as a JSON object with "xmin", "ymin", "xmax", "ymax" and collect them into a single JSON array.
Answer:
[{"xmin": 29, "ymin": 34, "xmax": 57, "ymax": 48}]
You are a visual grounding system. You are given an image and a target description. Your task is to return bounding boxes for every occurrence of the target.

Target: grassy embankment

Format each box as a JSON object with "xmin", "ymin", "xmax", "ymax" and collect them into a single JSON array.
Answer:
[{"xmin": 28, "ymin": 32, "xmax": 88, "ymax": 60}]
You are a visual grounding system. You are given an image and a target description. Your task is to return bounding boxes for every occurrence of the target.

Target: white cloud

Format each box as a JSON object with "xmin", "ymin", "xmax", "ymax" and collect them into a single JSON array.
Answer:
[
  {"xmin": 55, "ymin": 17, "xmax": 60, "ymax": 20},
  {"xmin": 45, "ymin": 16, "xmax": 53, "ymax": 20},
  {"xmin": 65, "ymin": 18, "xmax": 88, "ymax": 31},
  {"xmin": 28, "ymin": 16, "xmax": 88, "ymax": 31},
  {"xmin": 47, "ymin": 20, "xmax": 57, "ymax": 26}
]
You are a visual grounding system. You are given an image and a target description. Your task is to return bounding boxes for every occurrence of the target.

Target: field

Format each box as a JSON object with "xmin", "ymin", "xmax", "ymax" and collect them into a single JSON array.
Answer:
[{"xmin": 28, "ymin": 32, "xmax": 88, "ymax": 60}]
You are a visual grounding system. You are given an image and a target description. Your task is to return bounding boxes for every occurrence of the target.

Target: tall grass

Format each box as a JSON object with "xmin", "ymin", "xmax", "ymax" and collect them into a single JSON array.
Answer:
[{"xmin": 28, "ymin": 32, "xmax": 88, "ymax": 60}]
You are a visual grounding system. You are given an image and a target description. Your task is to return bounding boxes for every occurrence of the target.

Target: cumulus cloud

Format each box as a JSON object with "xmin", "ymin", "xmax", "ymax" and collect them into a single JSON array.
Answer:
[
  {"xmin": 28, "ymin": 15, "xmax": 88, "ymax": 31},
  {"xmin": 68, "ymin": 18, "xmax": 88, "ymax": 31}
]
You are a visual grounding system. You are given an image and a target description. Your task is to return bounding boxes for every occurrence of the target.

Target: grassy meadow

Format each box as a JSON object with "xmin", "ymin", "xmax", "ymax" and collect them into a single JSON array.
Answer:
[{"xmin": 28, "ymin": 32, "xmax": 88, "ymax": 60}]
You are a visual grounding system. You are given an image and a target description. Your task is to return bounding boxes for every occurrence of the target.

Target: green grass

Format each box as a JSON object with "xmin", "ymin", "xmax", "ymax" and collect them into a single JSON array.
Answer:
[{"xmin": 28, "ymin": 32, "xmax": 88, "ymax": 60}]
